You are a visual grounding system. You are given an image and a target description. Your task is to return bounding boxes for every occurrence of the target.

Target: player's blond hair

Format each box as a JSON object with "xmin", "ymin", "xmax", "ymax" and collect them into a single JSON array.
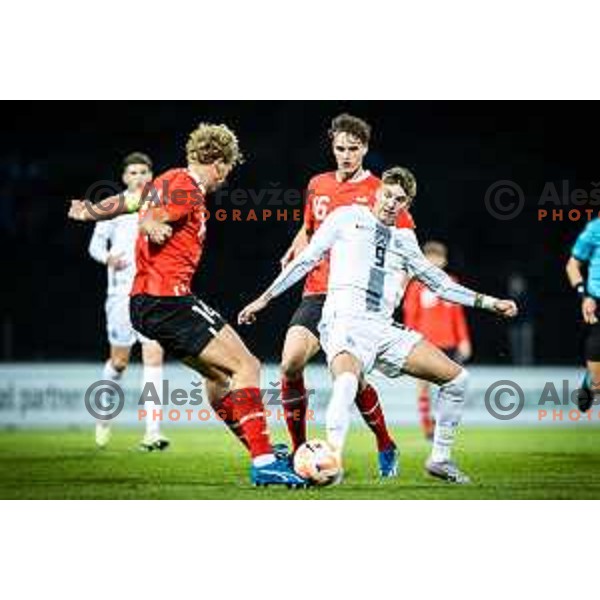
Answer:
[
  {"xmin": 382, "ymin": 166, "xmax": 417, "ymax": 199},
  {"xmin": 186, "ymin": 123, "xmax": 244, "ymax": 166}
]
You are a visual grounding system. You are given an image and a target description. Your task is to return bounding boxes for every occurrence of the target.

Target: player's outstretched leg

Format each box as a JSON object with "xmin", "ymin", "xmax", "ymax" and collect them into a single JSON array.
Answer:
[
  {"xmin": 403, "ymin": 340, "xmax": 470, "ymax": 484},
  {"xmin": 139, "ymin": 341, "xmax": 170, "ymax": 452},
  {"xmin": 280, "ymin": 325, "xmax": 320, "ymax": 453},
  {"xmin": 354, "ymin": 382, "xmax": 398, "ymax": 478},
  {"xmin": 205, "ymin": 375, "xmax": 249, "ymax": 449},
  {"xmin": 325, "ymin": 351, "xmax": 364, "ymax": 484},
  {"xmin": 187, "ymin": 325, "xmax": 307, "ymax": 488},
  {"xmin": 96, "ymin": 347, "xmax": 129, "ymax": 448}
]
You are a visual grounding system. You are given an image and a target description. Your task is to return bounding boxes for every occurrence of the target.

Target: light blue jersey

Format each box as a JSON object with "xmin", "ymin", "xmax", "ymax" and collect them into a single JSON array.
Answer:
[{"xmin": 572, "ymin": 218, "xmax": 600, "ymax": 298}]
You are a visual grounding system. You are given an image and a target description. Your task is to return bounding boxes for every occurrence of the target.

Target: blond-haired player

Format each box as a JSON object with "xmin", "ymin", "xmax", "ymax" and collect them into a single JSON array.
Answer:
[{"xmin": 70, "ymin": 123, "xmax": 307, "ymax": 487}]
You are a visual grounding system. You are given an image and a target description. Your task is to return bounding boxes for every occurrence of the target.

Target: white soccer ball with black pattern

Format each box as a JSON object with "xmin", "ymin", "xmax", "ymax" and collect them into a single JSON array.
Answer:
[{"xmin": 293, "ymin": 439, "xmax": 341, "ymax": 486}]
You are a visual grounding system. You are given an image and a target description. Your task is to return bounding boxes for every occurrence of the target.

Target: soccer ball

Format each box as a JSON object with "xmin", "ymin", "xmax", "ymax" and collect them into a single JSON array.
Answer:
[{"xmin": 293, "ymin": 439, "xmax": 341, "ymax": 486}]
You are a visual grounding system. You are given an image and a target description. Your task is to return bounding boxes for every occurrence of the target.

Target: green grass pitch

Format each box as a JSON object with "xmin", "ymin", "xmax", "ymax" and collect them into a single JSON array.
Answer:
[{"xmin": 1, "ymin": 425, "xmax": 599, "ymax": 499}]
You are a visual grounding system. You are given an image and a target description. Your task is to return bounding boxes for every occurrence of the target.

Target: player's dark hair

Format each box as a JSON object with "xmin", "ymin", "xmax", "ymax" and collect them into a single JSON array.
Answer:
[
  {"xmin": 123, "ymin": 152, "xmax": 153, "ymax": 171},
  {"xmin": 382, "ymin": 166, "xmax": 417, "ymax": 199},
  {"xmin": 423, "ymin": 240, "xmax": 448, "ymax": 258},
  {"xmin": 328, "ymin": 113, "xmax": 371, "ymax": 145}
]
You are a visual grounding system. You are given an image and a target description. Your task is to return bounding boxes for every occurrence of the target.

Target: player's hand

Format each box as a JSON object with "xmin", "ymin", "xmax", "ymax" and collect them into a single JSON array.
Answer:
[
  {"xmin": 68, "ymin": 199, "xmax": 90, "ymax": 221},
  {"xmin": 457, "ymin": 340, "xmax": 472, "ymax": 362},
  {"xmin": 141, "ymin": 220, "xmax": 172, "ymax": 245},
  {"xmin": 582, "ymin": 297, "xmax": 598, "ymax": 324},
  {"xmin": 280, "ymin": 246, "xmax": 295, "ymax": 270},
  {"xmin": 237, "ymin": 295, "xmax": 270, "ymax": 325},
  {"xmin": 492, "ymin": 299, "xmax": 518, "ymax": 318},
  {"xmin": 107, "ymin": 252, "xmax": 128, "ymax": 271}
]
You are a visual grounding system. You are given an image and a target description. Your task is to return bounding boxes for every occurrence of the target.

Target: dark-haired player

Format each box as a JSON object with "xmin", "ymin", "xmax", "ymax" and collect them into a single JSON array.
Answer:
[
  {"xmin": 69, "ymin": 123, "xmax": 306, "ymax": 487},
  {"xmin": 277, "ymin": 114, "xmax": 416, "ymax": 477},
  {"xmin": 239, "ymin": 167, "xmax": 518, "ymax": 484},
  {"xmin": 88, "ymin": 152, "xmax": 168, "ymax": 451}
]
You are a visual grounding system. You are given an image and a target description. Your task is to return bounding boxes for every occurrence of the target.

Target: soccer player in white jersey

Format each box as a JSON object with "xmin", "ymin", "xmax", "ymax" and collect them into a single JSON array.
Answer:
[
  {"xmin": 88, "ymin": 152, "xmax": 169, "ymax": 451},
  {"xmin": 239, "ymin": 166, "xmax": 518, "ymax": 484}
]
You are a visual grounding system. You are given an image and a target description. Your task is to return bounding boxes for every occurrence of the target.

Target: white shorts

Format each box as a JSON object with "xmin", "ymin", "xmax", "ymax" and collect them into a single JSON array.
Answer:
[
  {"xmin": 318, "ymin": 314, "xmax": 423, "ymax": 378},
  {"xmin": 105, "ymin": 294, "xmax": 151, "ymax": 347}
]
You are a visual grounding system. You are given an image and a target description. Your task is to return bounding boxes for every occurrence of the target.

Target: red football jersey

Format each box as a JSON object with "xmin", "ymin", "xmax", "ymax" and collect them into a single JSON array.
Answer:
[
  {"xmin": 302, "ymin": 170, "xmax": 415, "ymax": 296},
  {"xmin": 131, "ymin": 168, "xmax": 206, "ymax": 297},
  {"xmin": 403, "ymin": 277, "xmax": 471, "ymax": 349}
]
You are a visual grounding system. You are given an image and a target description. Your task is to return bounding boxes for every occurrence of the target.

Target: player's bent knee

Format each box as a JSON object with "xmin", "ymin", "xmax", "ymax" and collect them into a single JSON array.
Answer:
[
  {"xmin": 281, "ymin": 355, "xmax": 306, "ymax": 380},
  {"xmin": 440, "ymin": 368, "xmax": 468, "ymax": 398}
]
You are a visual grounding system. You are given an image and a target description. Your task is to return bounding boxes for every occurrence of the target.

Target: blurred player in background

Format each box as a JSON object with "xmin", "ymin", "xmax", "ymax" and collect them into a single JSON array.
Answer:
[
  {"xmin": 88, "ymin": 152, "xmax": 168, "ymax": 451},
  {"xmin": 69, "ymin": 123, "xmax": 306, "ymax": 487},
  {"xmin": 277, "ymin": 113, "xmax": 415, "ymax": 477},
  {"xmin": 566, "ymin": 218, "xmax": 600, "ymax": 411},
  {"xmin": 239, "ymin": 166, "xmax": 518, "ymax": 484},
  {"xmin": 403, "ymin": 241, "xmax": 472, "ymax": 439}
]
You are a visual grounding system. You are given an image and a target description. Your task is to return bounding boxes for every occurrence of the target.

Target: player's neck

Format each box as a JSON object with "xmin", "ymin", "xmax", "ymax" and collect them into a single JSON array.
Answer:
[
  {"xmin": 336, "ymin": 166, "xmax": 364, "ymax": 183},
  {"xmin": 187, "ymin": 163, "xmax": 210, "ymax": 190}
]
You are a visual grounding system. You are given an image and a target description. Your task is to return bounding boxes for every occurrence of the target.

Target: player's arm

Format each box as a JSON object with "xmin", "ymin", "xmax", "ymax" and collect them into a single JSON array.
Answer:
[
  {"xmin": 238, "ymin": 209, "xmax": 344, "ymax": 324},
  {"xmin": 402, "ymin": 231, "xmax": 518, "ymax": 318},
  {"xmin": 280, "ymin": 178, "xmax": 316, "ymax": 269},
  {"xmin": 68, "ymin": 190, "xmax": 143, "ymax": 222},
  {"xmin": 280, "ymin": 224, "xmax": 309, "ymax": 269},
  {"xmin": 566, "ymin": 223, "xmax": 597, "ymax": 324}
]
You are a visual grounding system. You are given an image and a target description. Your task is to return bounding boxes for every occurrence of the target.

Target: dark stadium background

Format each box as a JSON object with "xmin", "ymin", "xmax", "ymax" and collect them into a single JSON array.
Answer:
[{"xmin": 0, "ymin": 101, "xmax": 593, "ymax": 364}]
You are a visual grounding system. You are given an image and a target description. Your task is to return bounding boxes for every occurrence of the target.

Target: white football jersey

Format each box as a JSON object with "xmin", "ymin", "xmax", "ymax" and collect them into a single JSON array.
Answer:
[
  {"xmin": 88, "ymin": 213, "xmax": 139, "ymax": 296},
  {"xmin": 268, "ymin": 205, "xmax": 477, "ymax": 321}
]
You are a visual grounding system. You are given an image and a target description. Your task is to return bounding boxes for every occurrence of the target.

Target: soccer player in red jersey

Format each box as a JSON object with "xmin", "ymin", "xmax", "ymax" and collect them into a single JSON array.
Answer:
[
  {"xmin": 403, "ymin": 242, "xmax": 472, "ymax": 439},
  {"xmin": 277, "ymin": 114, "xmax": 416, "ymax": 477},
  {"xmin": 68, "ymin": 123, "xmax": 306, "ymax": 487}
]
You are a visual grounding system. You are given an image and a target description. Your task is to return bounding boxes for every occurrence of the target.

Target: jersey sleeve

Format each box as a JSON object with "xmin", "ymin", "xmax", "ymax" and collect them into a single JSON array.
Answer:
[
  {"xmin": 572, "ymin": 222, "xmax": 597, "ymax": 261},
  {"xmin": 401, "ymin": 230, "xmax": 478, "ymax": 307},
  {"xmin": 266, "ymin": 206, "xmax": 349, "ymax": 299},
  {"xmin": 146, "ymin": 172, "xmax": 203, "ymax": 223},
  {"xmin": 303, "ymin": 177, "xmax": 317, "ymax": 235},
  {"xmin": 88, "ymin": 221, "xmax": 112, "ymax": 264}
]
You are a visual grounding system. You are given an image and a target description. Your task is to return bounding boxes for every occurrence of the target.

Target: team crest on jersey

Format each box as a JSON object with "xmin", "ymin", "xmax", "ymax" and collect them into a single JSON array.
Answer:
[{"xmin": 354, "ymin": 196, "xmax": 369, "ymax": 204}]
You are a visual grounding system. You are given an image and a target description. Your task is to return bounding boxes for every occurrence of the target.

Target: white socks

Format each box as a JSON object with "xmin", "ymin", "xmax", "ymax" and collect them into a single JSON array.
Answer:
[
  {"xmin": 253, "ymin": 454, "xmax": 276, "ymax": 467},
  {"xmin": 431, "ymin": 369, "xmax": 468, "ymax": 463},
  {"xmin": 102, "ymin": 359, "xmax": 123, "ymax": 382},
  {"xmin": 326, "ymin": 372, "xmax": 359, "ymax": 454},
  {"xmin": 143, "ymin": 365, "xmax": 162, "ymax": 438}
]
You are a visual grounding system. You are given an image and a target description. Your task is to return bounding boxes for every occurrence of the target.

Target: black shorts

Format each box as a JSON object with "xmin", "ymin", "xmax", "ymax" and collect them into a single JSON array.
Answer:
[
  {"xmin": 442, "ymin": 347, "xmax": 464, "ymax": 365},
  {"xmin": 130, "ymin": 294, "xmax": 227, "ymax": 359},
  {"xmin": 585, "ymin": 322, "xmax": 600, "ymax": 361},
  {"xmin": 288, "ymin": 294, "xmax": 326, "ymax": 338}
]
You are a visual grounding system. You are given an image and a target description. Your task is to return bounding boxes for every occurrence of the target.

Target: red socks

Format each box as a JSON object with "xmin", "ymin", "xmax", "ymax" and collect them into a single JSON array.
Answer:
[
  {"xmin": 418, "ymin": 391, "xmax": 434, "ymax": 438},
  {"xmin": 212, "ymin": 393, "xmax": 249, "ymax": 449},
  {"xmin": 219, "ymin": 387, "xmax": 272, "ymax": 458},
  {"xmin": 281, "ymin": 375, "xmax": 308, "ymax": 451},
  {"xmin": 355, "ymin": 384, "xmax": 395, "ymax": 452}
]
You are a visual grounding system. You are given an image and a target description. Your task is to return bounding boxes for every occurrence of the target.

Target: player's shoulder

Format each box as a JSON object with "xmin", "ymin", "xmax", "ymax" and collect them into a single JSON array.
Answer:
[
  {"xmin": 396, "ymin": 209, "xmax": 416, "ymax": 229},
  {"xmin": 328, "ymin": 203, "xmax": 366, "ymax": 224},
  {"xmin": 307, "ymin": 171, "xmax": 336, "ymax": 190},
  {"xmin": 582, "ymin": 217, "xmax": 600, "ymax": 236},
  {"xmin": 154, "ymin": 167, "xmax": 194, "ymax": 188}
]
